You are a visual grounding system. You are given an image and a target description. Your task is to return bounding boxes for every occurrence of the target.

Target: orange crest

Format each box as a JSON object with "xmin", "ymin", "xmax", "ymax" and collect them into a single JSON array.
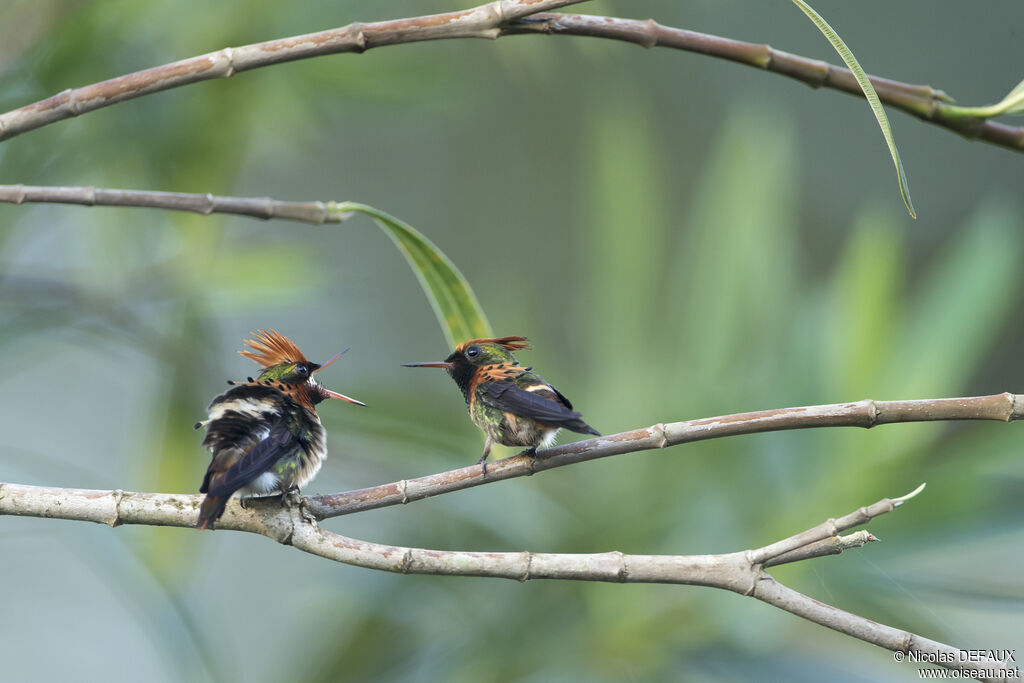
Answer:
[
  {"xmin": 238, "ymin": 329, "xmax": 309, "ymax": 367},
  {"xmin": 455, "ymin": 336, "xmax": 530, "ymax": 353}
]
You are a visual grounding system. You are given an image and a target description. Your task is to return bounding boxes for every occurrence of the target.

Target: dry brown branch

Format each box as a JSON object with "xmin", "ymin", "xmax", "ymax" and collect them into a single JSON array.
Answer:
[{"xmin": 0, "ymin": 3, "xmax": 1019, "ymax": 151}]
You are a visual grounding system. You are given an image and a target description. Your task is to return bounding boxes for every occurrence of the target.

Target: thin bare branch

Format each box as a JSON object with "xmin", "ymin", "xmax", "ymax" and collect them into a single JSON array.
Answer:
[
  {"xmin": 750, "ymin": 578, "xmax": 1014, "ymax": 678},
  {"xmin": 0, "ymin": 5, "xmax": 1019, "ymax": 151},
  {"xmin": 0, "ymin": 184, "xmax": 352, "ymax": 224},
  {"xmin": 1, "ymin": 388, "xmax": 1008, "ymax": 528},
  {"xmin": 0, "ymin": 480, "xmax": 1013, "ymax": 677},
  {"xmin": 290, "ymin": 523, "xmax": 752, "ymax": 589},
  {"xmin": 308, "ymin": 393, "xmax": 1022, "ymax": 519},
  {"xmin": 747, "ymin": 488, "xmax": 910, "ymax": 565},
  {"xmin": 0, "ymin": 0, "xmax": 586, "ymax": 142},
  {"xmin": 763, "ymin": 530, "xmax": 877, "ymax": 567},
  {"xmin": 507, "ymin": 14, "xmax": 1024, "ymax": 151}
]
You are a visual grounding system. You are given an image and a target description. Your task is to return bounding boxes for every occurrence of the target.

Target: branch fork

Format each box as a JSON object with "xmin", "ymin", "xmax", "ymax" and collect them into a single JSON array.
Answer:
[{"xmin": 3, "ymin": 389, "xmax": 1021, "ymax": 677}]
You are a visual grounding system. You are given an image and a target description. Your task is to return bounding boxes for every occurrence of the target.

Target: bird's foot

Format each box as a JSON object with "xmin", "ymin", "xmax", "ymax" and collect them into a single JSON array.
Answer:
[
  {"xmin": 476, "ymin": 453, "xmax": 490, "ymax": 477},
  {"xmin": 278, "ymin": 485, "xmax": 303, "ymax": 508},
  {"xmin": 297, "ymin": 498, "xmax": 317, "ymax": 526},
  {"xmin": 515, "ymin": 448, "xmax": 538, "ymax": 472},
  {"xmin": 278, "ymin": 485, "xmax": 316, "ymax": 525},
  {"xmin": 238, "ymin": 496, "xmax": 252, "ymax": 510}
]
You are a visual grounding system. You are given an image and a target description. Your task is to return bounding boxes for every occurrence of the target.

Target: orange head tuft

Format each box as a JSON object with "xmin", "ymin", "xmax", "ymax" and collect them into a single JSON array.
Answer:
[{"xmin": 238, "ymin": 329, "xmax": 310, "ymax": 368}]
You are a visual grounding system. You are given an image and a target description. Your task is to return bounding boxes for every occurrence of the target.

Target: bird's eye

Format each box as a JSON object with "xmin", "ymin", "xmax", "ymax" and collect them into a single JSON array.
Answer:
[
  {"xmin": 295, "ymin": 364, "xmax": 309, "ymax": 376},
  {"xmin": 466, "ymin": 346, "xmax": 480, "ymax": 358}
]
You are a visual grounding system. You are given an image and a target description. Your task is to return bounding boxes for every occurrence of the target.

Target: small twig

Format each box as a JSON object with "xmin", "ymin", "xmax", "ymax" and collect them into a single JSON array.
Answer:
[
  {"xmin": 746, "ymin": 488, "xmax": 910, "ymax": 566},
  {"xmin": 0, "ymin": 4, "xmax": 1019, "ymax": 151},
  {"xmin": 763, "ymin": 530, "xmax": 877, "ymax": 567}
]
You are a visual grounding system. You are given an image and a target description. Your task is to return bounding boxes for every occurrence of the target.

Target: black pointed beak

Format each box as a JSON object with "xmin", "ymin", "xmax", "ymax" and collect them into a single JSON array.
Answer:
[{"xmin": 402, "ymin": 361, "xmax": 453, "ymax": 370}]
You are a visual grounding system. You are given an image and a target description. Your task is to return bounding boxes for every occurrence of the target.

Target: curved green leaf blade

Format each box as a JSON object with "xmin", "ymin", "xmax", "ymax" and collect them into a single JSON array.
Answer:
[
  {"xmin": 947, "ymin": 77, "xmax": 1024, "ymax": 118},
  {"xmin": 792, "ymin": 0, "xmax": 916, "ymax": 219},
  {"xmin": 1001, "ymin": 77, "xmax": 1024, "ymax": 114},
  {"xmin": 334, "ymin": 202, "xmax": 492, "ymax": 347}
]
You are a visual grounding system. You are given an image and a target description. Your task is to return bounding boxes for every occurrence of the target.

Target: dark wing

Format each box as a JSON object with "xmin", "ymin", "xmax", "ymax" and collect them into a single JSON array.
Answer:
[
  {"xmin": 481, "ymin": 382, "xmax": 600, "ymax": 436},
  {"xmin": 548, "ymin": 385, "xmax": 573, "ymax": 411},
  {"xmin": 203, "ymin": 418, "xmax": 297, "ymax": 498},
  {"xmin": 200, "ymin": 384, "xmax": 286, "ymax": 455}
]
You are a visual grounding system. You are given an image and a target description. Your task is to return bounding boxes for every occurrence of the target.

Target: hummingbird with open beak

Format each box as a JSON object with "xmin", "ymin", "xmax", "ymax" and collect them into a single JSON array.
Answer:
[
  {"xmin": 403, "ymin": 336, "xmax": 599, "ymax": 473},
  {"xmin": 194, "ymin": 329, "xmax": 365, "ymax": 530}
]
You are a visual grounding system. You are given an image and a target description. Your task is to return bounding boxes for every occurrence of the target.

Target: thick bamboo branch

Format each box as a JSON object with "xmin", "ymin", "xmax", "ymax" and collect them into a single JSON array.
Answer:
[
  {"xmin": 1, "ymin": 480, "xmax": 1012, "ymax": 677},
  {"xmin": 508, "ymin": 14, "xmax": 1024, "ymax": 151},
  {"xmin": 308, "ymin": 393, "xmax": 1021, "ymax": 520},
  {"xmin": 0, "ymin": 4, "xmax": 1019, "ymax": 151},
  {"xmin": 0, "ymin": 0, "xmax": 585, "ymax": 142}
]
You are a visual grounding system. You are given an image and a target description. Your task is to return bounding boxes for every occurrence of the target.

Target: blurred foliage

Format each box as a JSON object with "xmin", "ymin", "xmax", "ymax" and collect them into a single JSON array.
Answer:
[{"xmin": 1, "ymin": 1, "xmax": 1023, "ymax": 682}]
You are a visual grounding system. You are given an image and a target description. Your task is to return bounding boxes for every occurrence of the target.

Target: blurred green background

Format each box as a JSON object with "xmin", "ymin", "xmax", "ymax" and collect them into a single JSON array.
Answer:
[{"xmin": 2, "ymin": 1, "xmax": 1022, "ymax": 681}]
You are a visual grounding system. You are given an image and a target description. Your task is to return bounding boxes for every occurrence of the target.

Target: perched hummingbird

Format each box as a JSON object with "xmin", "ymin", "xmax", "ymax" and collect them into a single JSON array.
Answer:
[
  {"xmin": 403, "ymin": 336, "xmax": 599, "ymax": 472},
  {"xmin": 194, "ymin": 329, "xmax": 365, "ymax": 530}
]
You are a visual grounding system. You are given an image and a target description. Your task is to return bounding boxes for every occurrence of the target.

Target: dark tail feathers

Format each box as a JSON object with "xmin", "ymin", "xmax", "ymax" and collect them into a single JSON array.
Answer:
[
  {"xmin": 196, "ymin": 494, "xmax": 227, "ymax": 530},
  {"xmin": 564, "ymin": 418, "xmax": 600, "ymax": 437}
]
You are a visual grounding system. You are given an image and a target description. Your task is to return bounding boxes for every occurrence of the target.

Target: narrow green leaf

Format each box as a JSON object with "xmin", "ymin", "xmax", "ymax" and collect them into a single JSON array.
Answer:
[
  {"xmin": 946, "ymin": 77, "xmax": 1024, "ymax": 118},
  {"xmin": 333, "ymin": 202, "xmax": 491, "ymax": 348},
  {"xmin": 792, "ymin": 0, "xmax": 916, "ymax": 219},
  {"xmin": 1001, "ymin": 77, "xmax": 1024, "ymax": 113}
]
